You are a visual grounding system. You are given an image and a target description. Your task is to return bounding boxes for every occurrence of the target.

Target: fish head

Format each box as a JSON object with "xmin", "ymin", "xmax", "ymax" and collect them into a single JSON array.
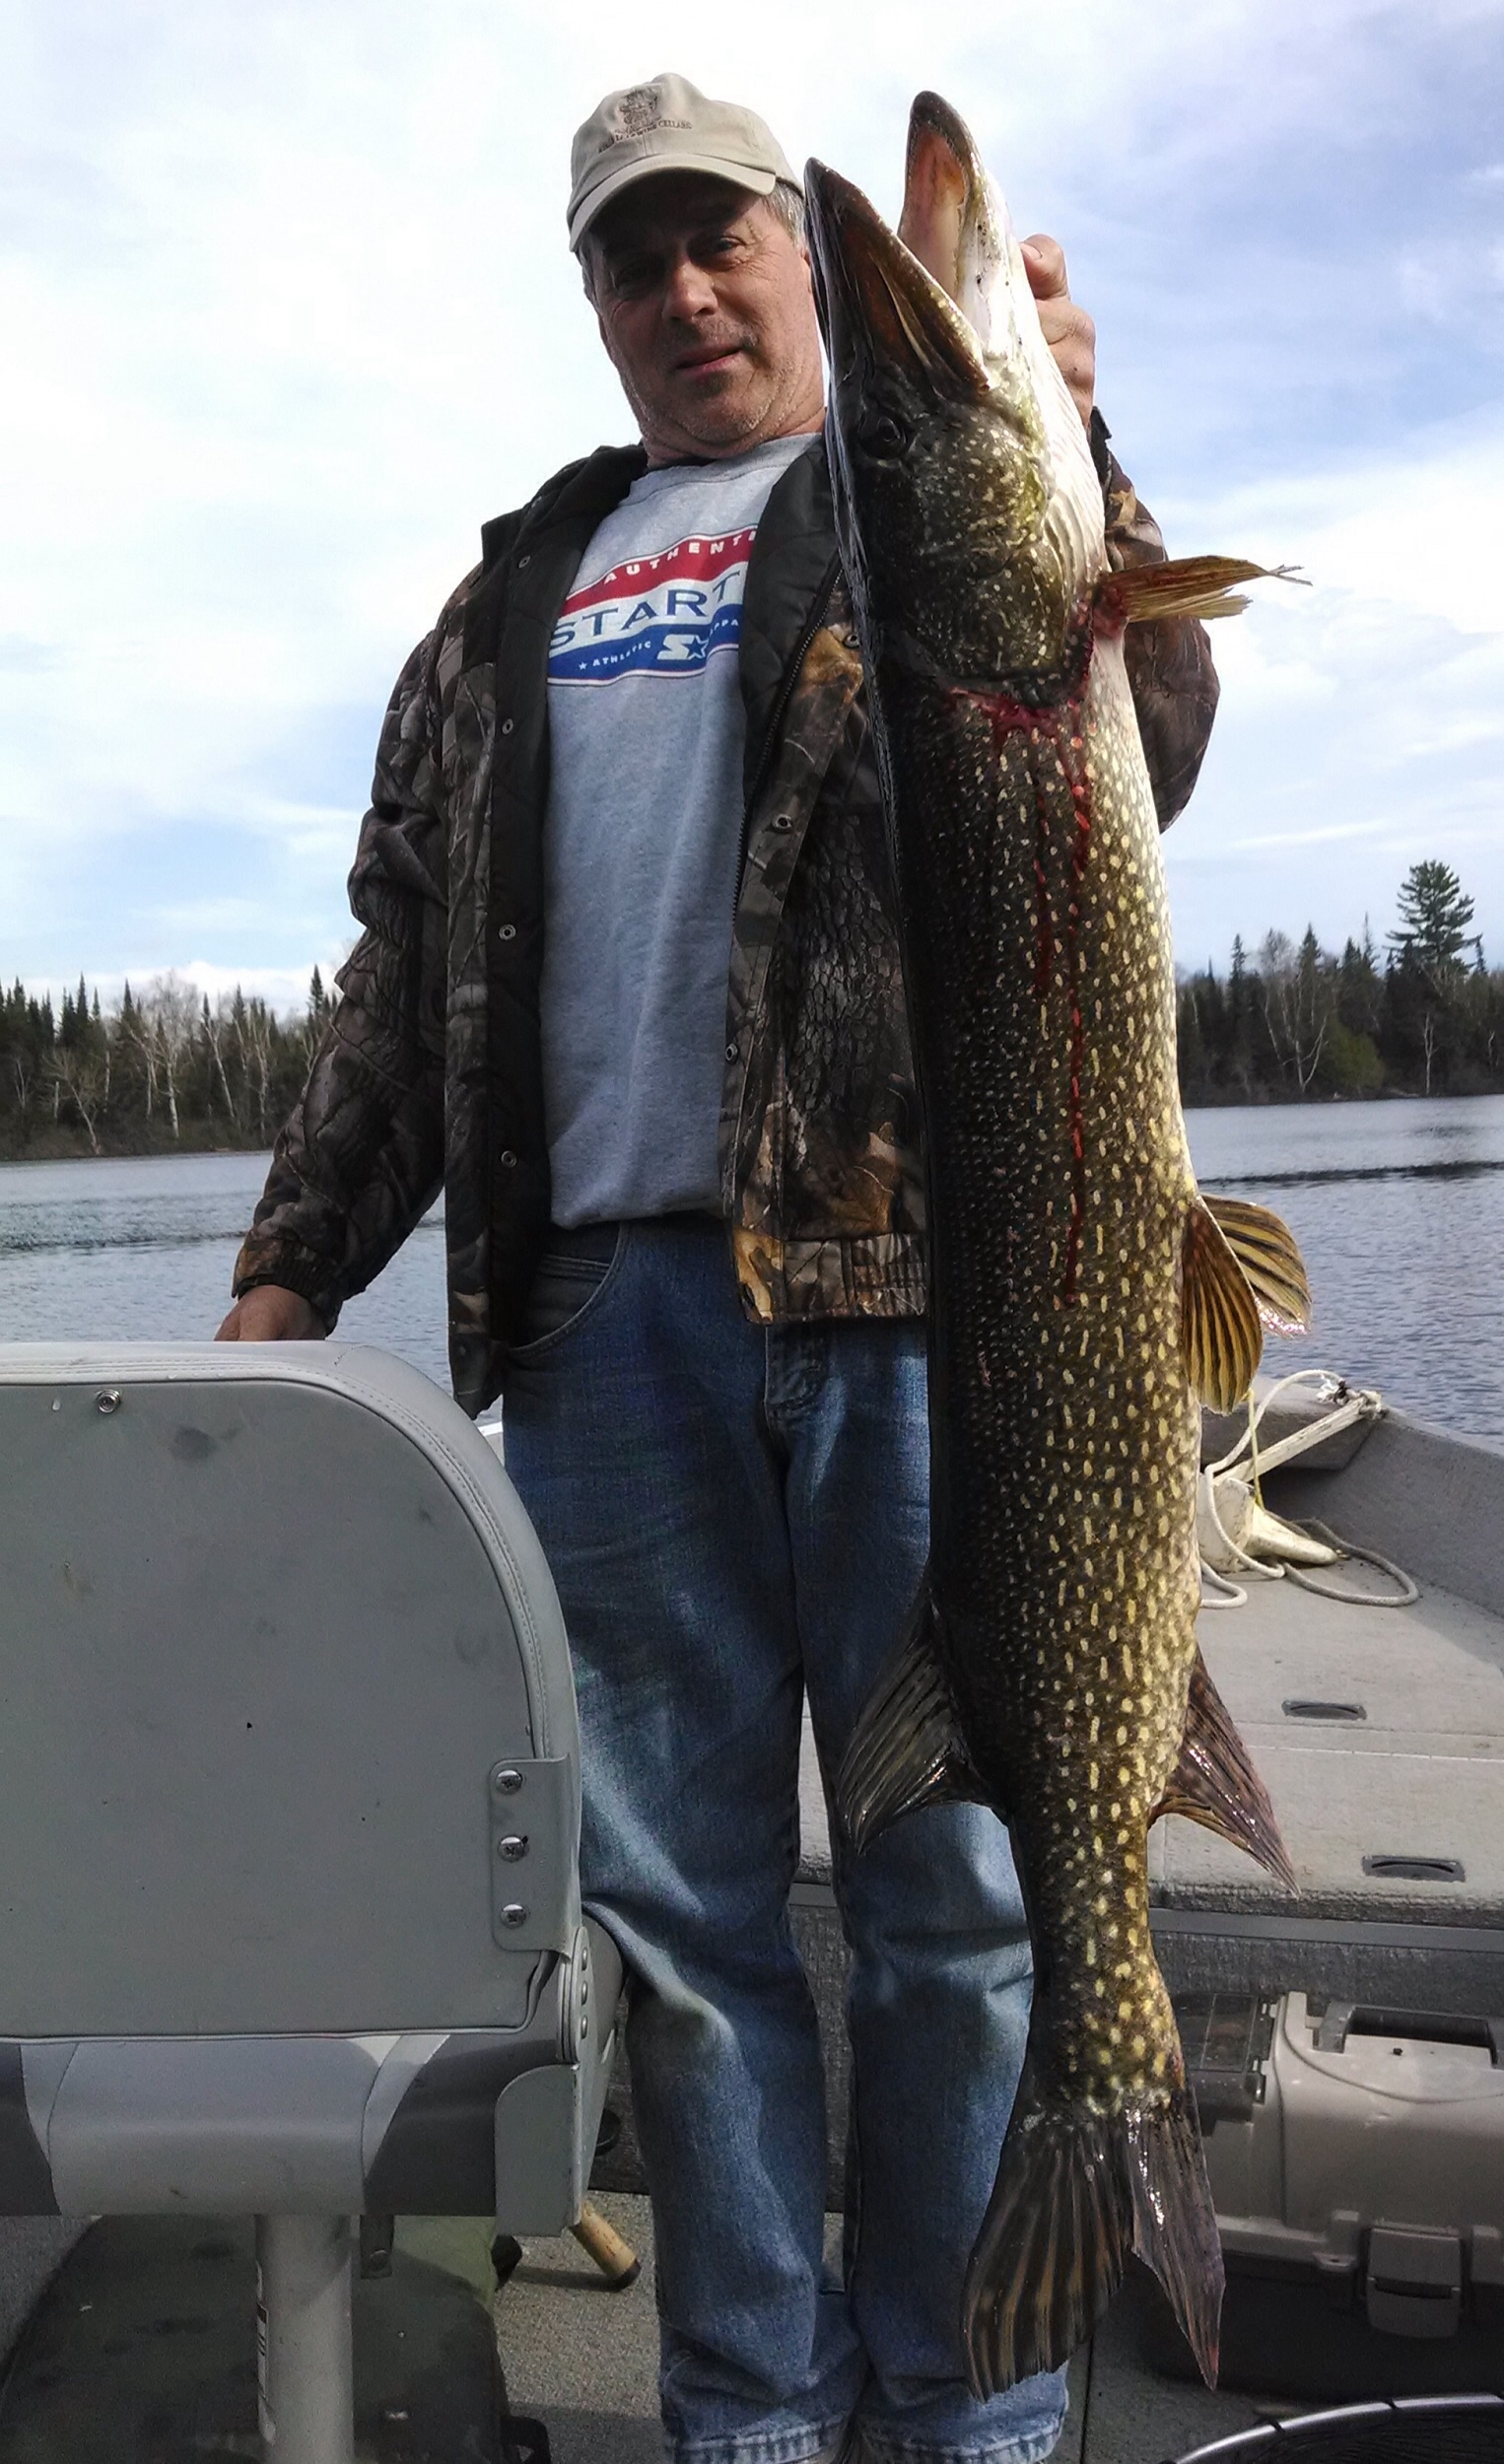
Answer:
[{"xmin": 806, "ymin": 93, "xmax": 1104, "ymax": 684}]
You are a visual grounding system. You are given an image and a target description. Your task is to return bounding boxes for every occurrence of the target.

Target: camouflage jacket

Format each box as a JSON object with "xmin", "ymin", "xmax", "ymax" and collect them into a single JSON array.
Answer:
[{"xmin": 234, "ymin": 420, "xmax": 1218, "ymax": 1416}]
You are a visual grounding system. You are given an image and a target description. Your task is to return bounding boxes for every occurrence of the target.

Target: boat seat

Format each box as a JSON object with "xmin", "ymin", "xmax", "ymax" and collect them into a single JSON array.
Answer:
[{"xmin": 0, "ymin": 1341, "xmax": 621, "ymax": 2458}]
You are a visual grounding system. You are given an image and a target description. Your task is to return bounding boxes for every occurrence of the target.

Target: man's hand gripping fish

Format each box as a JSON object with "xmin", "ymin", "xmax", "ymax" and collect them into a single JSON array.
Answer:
[{"xmin": 804, "ymin": 96, "xmax": 1311, "ymax": 2395}]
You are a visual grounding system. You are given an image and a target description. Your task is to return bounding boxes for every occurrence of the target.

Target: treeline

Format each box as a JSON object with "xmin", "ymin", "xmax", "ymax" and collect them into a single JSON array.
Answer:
[
  {"xmin": 0, "ymin": 970, "xmax": 333, "ymax": 1160},
  {"xmin": 5, "ymin": 859, "xmax": 1499, "ymax": 1158},
  {"xmin": 1179, "ymin": 861, "xmax": 1504, "ymax": 1105}
]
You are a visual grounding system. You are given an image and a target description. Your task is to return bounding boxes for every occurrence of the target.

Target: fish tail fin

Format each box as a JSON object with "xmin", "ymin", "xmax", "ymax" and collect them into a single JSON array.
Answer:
[
  {"xmin": 1095, "ymin": 555, "xmax": 1307, "ymax": 627},
  {"xmin": 964, "ymin": 2076, "xmax": 1222, "ymax": 2394},
  {"xmin": 834, "ymin": 1579, "xmax": 988, "ymax": 1854}
]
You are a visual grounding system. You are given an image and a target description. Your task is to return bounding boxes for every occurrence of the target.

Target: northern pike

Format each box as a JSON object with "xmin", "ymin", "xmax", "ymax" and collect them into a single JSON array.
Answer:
[{"xmin": 804, "ymin": 97, "xmax": 1310, "ymax": 2392}]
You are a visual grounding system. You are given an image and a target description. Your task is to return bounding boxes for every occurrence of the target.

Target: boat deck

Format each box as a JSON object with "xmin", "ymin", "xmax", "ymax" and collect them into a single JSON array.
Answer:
[
  {"xmin": 1153, "ymin": 1566, "xmax": 1504, "ymax": 1922},
  {"xmin": 1, "ymin": 1402, "xmax": 1500, "ymax": 2456},
  {"xmin": 0, "ymin": 2200, "xmax": 1287, "ymax": 2463}
]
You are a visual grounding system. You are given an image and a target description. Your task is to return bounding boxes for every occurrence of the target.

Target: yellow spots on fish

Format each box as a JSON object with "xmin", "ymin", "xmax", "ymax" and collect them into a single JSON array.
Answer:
[
  {"xmin": 1118, "ymin": 1998, "xmax": 1135, "ymax": 2020},
  {"xmin": 1152, "ymin": 2048, "xmax": 1168, "ymax": 2079}
]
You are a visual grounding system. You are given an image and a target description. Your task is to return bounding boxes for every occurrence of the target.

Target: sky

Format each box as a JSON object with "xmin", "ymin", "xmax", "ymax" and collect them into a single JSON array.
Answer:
[{"xmin": 3, "ymin": 0, "xmax": 1503, "ymax": 1009}]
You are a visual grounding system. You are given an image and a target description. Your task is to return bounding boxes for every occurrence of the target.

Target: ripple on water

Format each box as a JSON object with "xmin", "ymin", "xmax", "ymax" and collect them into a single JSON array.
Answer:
[
  {"xmin": 1, "ymin": 1103, "xmax": 1501, "ymax": 1439},
  {"xmin": 0, "ymin": 1149, "xmax": 449, "ymax": 1391}
]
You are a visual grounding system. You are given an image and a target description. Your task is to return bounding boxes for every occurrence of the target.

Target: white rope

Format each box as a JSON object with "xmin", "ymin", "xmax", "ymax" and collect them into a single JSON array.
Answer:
[
  {"xmin": 1197, "ymin": 1373, "xmax": 1415, "ymax": 1611},
  {"xmin": 1196, "ymin": 1556, "xmax": 1249, "ymax": 1610},
  {"xmin": 1282, "ymin": 1520, "xmax": 1419, "ymax": 1608},
  {"xmin": 1204, "ymin": 1369, "xmax": 1384, "ymax": 1481}
]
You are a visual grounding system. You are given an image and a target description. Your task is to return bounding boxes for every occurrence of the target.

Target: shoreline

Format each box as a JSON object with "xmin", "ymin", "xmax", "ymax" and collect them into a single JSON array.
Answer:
[
  {"xmin": 9, "ymin": 1084, "xmax": 1504, "ymax": 1169},
  {"xmin": 0, "ymin": 1127, "xmax": 275, "ymax": 1167}
]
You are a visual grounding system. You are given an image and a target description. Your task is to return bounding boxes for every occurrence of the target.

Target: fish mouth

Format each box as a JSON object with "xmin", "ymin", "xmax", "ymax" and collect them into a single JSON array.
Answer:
[
  {"xmin": 900, "ymin": 91, "xmax": 991, "ymax": 317},
  {"xmin": 804, "ymin": 157, "xmax": 991, "ymax": 403}
]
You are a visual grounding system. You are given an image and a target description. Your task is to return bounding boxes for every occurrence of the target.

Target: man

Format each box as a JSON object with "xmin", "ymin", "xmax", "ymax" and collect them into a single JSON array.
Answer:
[{"xmin": 220, "ymin": 74, "xmax": 1218, "ymax": 2464}]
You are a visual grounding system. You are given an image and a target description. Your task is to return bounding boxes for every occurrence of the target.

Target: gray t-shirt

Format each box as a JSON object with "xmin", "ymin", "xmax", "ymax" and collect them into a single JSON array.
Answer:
[{"xmin": 540, "ymin": 433, "xmax": 812, "ymax": 1227}]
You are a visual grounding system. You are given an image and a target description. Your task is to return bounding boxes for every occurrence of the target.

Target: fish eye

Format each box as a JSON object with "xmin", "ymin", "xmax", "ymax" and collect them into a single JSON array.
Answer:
[{"xmin": 856, "ymin": 406, "xmax": 913, "ymax": 459}]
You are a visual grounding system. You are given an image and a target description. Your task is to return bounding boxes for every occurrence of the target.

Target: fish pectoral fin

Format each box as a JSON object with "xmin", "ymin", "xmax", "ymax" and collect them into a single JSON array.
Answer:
[
  {"xmin": 833, "ymin": 1582, "xmax": 988, "ymax": 1855},
  {"xmin": 1200, "ymin": 1195, "xmax": 1312, "ymax": 1335},
  {"xmin": 1153, "ymin": 1647, "xmax": 1298, "ymax": 1893},
  {"xmin": 964, "ymin": 2049, "xmax": 1222, "ymax": 2392},
  {"xmin": 1095, "ymin": 555, "xmax": 1307, "ymax": 627},
  {"xmin": 1181, "ymin": 1198, "xmax": 1264, "ymax": 1411}
]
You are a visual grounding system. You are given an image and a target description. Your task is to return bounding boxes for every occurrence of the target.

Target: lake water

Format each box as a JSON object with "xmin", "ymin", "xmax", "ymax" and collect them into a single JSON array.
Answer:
[{"xmin": 2, "ymin": 1096, "xmax": 1502, "ymax": 1440}]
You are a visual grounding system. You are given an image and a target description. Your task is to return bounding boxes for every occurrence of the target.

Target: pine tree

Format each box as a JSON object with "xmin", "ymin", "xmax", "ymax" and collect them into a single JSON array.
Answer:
[{"xmin": 1389, "ymin": 861, "xmax": 1479, "ymax": 992}]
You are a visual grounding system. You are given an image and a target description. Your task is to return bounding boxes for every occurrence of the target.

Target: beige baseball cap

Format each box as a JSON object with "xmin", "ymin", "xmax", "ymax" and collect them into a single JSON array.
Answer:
[{"xmin": 568, "ymin": 72, "xmax": 799, "ymax": 252}]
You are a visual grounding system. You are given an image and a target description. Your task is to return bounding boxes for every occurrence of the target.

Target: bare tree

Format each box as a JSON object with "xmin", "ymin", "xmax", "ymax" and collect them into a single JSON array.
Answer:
[
  {"xmin": 9, "ymin": 1052, "xmax": 34, "ymax": 1134},
  {"xmin": 234, "ymin": 996, "xmax": 275, "ymax": 1142},
  {"xmin": 1258, "ymin": 926, "xmax": 1330, "ymax": 1095},
  {"xmin": 47, "ymin": 1046, "xmax": 107, "ymax": 1154},
  {"xmin": 119, "ymin": 990, "xmax": 159, "ymax": 1120},
  {"xmin": 136, "ymin": 974, "xmax": 198, "ymax": 1141},
  {"xmin": 200, "ymin": 994, "xmax": 244, "ymax": 1132}
]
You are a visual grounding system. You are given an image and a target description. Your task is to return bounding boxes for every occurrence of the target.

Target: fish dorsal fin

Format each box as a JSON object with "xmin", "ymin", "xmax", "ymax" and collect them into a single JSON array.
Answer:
[
  {"xmin": 1152, "ymin": 1647, "xmax": 1296, "ymax": 1892},
  {"xmin": 1095, "ymin": 556, "xmax": 1307, "ymax": 627},
  {"xmin": 834, "ymin": 1582, "xmax": 987, "ymax": 1854},
  {"xmin": 1181, "ymin": 1198, "xmax": 1263, "ymax": 1411},
  {"xmin": 1200, "ymin": 1196, "xmax": 1312, "ymax": 1335}
]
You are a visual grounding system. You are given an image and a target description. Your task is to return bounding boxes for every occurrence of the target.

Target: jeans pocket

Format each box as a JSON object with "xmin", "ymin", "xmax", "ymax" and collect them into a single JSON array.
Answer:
[{"xmin": 509, "ymin": 1224, "xmax": 624, "ymax": 1356}]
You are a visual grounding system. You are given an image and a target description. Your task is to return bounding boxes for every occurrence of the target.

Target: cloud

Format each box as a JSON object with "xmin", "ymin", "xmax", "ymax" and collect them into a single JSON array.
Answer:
[
  {"xmin": 1159, "ymin": 401, "xmax": 1504, "ymax": 966},
  {"xmin": 4, "ymin": 0, "xmax": 1503, "ymax": 984}
]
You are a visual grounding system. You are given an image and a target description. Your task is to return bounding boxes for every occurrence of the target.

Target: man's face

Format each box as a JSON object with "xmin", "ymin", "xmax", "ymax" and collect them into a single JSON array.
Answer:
[{"xmin": 585, "ymin": 171, "xmax": 826, "ymax": 466}]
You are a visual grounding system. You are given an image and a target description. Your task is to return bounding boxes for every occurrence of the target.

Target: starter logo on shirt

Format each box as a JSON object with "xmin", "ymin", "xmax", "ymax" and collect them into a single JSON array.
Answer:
[{"xmin": 549, "ymin": 530, "xmax": 754, "ymax": 684}]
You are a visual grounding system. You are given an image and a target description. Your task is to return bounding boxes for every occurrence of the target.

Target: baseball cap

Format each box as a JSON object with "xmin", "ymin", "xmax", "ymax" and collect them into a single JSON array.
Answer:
[{"xmin": 568, "ymin": 72, "xmax": 800, "ymax": 252}]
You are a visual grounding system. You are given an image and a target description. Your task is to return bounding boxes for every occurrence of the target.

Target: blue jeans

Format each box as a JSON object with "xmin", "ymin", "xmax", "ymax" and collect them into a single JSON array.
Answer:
[{"xmin": 502, "ymin": 1217, "xmax": 1066, "ymax": 2464}]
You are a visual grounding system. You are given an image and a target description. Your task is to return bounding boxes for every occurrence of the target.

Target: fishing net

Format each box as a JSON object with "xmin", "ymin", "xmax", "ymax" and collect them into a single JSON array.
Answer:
[{"xmin": 1173, "ymin": 2394, "xmax": 1504, "ymax": 2463}]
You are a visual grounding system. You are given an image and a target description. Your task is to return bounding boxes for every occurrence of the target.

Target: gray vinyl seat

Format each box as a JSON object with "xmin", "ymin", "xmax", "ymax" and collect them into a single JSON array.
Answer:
[{"xmin": 0, "ymin": 1342, "xmax": 621, "ymax": 2456}]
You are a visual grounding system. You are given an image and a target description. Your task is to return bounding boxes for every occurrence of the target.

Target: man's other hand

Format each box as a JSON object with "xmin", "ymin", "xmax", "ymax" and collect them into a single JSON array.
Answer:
[
  {"xmin": 1021, "ymin": 236, "xmax": 1094, "ymax": 429},
  {"xmin": 216, "ymin": 1285, "xmax": 324, "ymax": 1342}
]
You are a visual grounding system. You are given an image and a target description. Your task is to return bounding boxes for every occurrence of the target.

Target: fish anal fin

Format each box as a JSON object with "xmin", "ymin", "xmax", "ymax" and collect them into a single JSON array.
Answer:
[
  {"xmin": 963, "ymin": 2067, "xmax": 1222, "ymax": 2392},
  {"xmin": 1154, "ymin": 1648, "xmax": 1297, "ymax": 1893},
  {"xmin": 834, "ymin": 1583, "xmax": 987, "ymax": 1855},
  {"xmin": 1181, "ymin": 1198, "xmax": 1263, "ymax": 1411},
  {"xmin": 1200, "ymin": 1194, "xmax": 1312, "ymax": 1335},
  {"xmin": 1095, "ymin": 556, "xmax": 1307, "ymax": 628}
]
